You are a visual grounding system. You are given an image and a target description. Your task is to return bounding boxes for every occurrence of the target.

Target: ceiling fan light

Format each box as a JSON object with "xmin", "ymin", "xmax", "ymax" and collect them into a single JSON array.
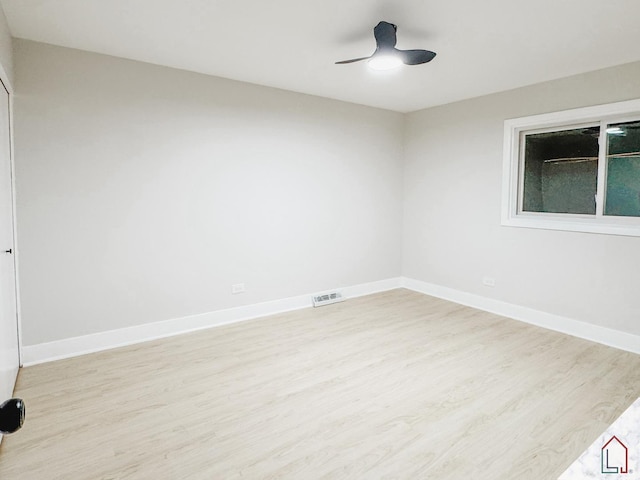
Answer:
[{"xmin": 368, "ymin": 55, "xmax": 403, "ymax": 71}]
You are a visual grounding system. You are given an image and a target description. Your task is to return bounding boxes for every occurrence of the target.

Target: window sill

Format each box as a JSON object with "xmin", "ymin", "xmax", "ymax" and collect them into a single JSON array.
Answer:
[{"xmin": 501, "ymin": 213, "xmax": 640, "ymax": 237}]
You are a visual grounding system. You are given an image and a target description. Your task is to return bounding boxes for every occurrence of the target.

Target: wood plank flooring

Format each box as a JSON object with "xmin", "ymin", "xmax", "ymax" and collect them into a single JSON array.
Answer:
[{"xmin": 1, "ymin": 289, "xmax": 639, "ymax": 479}]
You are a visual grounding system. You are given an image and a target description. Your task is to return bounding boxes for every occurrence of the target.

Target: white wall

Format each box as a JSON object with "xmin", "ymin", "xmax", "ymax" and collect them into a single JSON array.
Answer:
[
  {"xmin": 404, "ymin": 61, "xmax": 640, "ymax": 336},
  {"xmin": 0, "ymin": 4, "xmax": 12, "ymax": 88},
  {"xmin": 14, "ymin": 37, "xmax": 640, "ymax": 350},
  {"xmin": 13, "ymin": 40, "xmax": 404, "ymax": 346}
]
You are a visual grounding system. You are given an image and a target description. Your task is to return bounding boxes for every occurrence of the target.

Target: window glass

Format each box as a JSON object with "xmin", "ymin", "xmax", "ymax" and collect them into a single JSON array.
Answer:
[
  {"xmin": 522, "ymin": 127, "xmax": 599, "ymax": 215},
  {"xmin": 605, "ymin": 121, "xmax": 640, "ymax": 217}
]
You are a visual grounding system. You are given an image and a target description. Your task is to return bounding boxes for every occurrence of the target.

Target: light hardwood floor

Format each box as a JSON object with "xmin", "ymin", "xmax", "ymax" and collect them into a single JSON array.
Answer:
[{"xmin": 1, "ymin": 289, "xmax": 639, "ymax": 479}]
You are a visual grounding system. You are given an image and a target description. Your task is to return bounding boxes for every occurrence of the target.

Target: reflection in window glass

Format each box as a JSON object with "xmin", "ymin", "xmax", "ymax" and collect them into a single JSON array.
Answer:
[
  {"xmin": 605, "ymin": 121, "xmax": 640, "ymax": 217},
  {"xmin": 522, "ymin": 127, "xmax": 599, "ymax": 214}
]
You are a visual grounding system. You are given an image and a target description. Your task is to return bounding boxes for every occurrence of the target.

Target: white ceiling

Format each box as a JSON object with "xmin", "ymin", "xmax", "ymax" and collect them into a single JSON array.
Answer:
[{"xmin": 2, "ymin": 0, "xmax": 640, "ymax": 113}]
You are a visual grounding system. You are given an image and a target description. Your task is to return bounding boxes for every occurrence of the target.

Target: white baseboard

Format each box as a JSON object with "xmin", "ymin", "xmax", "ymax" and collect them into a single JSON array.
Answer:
[
  {"xmin": 23, "ymin": 275, "xmax": 639, "ymax": 366},
  {"xmin": 401, "ymin": 277, "xmax": 640, "ymax": 355},
  {"xmin": 21, "ymin": 277, "xmax": 403, "ymax": 366}
]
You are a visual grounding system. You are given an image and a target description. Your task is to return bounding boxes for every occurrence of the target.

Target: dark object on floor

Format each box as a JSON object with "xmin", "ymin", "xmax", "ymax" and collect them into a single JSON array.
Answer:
[{"xmin": 0, "ymin": 398, "xmax": 25, "ymax": 434}]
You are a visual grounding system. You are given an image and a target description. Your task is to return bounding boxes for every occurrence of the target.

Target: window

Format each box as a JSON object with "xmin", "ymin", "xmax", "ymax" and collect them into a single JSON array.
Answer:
[{"xmin": 502, "ymin": 99, "xmax": 640, "ymax": 236}]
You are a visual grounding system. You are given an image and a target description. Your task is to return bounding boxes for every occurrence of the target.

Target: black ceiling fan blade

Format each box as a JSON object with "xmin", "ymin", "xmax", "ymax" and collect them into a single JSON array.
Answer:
[
  {"xmin": 396, "ymin": 49, "xmax": 437, "ymax": 65},
  {"xmin": 336, "ymin": 21, "xmax": 437, "ymax": 67},
  {"xmin": 335, "ymin": 56, "xmax": 371, "ymax": 65},
  {"xmin": 373, "ymin": 21, "xmax": 397, "ymax": 50}
]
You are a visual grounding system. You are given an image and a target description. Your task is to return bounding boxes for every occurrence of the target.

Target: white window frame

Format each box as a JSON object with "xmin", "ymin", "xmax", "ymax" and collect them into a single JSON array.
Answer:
[{"xmin": 502, "ymin": 98, "xmax": 640, "ymax": 237}]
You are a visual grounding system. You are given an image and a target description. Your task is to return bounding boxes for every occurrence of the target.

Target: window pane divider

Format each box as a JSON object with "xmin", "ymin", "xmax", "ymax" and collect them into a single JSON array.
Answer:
[{"xmin": 595, "ymin": 120, "xmax": 607, "ymax": 217}]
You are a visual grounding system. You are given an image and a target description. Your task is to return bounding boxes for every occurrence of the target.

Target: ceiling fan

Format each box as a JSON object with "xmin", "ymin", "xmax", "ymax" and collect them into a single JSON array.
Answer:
[{"xmin": 336, "ymin": 21, "xmax": 436, "ymax": 70}]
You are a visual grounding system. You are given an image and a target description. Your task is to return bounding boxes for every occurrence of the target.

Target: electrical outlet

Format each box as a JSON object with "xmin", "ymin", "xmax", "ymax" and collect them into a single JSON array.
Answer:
[
  {"xmin": 231, "ymin": 283, "xmax": 245, "ymax": 294},
  {"xmin": 482, "ymin": 277, "xmax": 496, "ymax": 287}
]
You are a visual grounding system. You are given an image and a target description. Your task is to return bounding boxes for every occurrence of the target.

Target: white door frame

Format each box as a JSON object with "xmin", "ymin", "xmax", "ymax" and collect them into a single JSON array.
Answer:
[{"xmin": 0, "ymin": 72, "xmax": 22, "ymax": 368}]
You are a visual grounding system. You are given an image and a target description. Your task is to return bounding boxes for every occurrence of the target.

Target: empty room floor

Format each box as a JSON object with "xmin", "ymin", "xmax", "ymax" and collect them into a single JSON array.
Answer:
[{"xmin": 1, "ymin": 289, "xmax": 639, "ymax": 479}]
